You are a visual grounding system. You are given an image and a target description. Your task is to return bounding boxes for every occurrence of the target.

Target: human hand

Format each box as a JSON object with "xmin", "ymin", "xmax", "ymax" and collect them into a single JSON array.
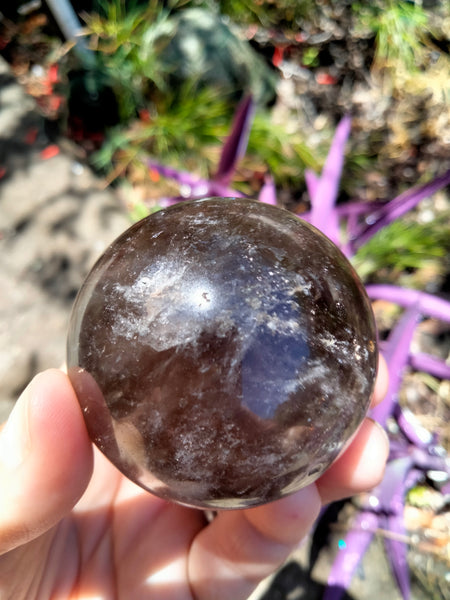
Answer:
[{"xmin": 0, "ymin": 361, "xmax": 388, "ymax": 600}]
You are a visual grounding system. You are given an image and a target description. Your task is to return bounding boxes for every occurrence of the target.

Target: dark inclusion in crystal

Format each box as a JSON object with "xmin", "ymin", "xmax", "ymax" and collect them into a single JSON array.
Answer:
[{"xmin": 67, "ymin": 197, "xmax": 378, "ymax": 509}]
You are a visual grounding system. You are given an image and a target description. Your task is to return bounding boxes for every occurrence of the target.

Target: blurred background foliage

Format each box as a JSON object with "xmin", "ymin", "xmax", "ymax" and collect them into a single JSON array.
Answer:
[{"xmin": 0, "ymin": 0, "xmax": 449, "ymax": 290}]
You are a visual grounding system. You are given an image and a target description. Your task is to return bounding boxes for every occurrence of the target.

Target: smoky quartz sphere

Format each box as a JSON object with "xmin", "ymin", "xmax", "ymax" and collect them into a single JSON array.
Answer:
[{"xmin": 67, "ymin": 197, "xmax": 378, "ymax": 509}]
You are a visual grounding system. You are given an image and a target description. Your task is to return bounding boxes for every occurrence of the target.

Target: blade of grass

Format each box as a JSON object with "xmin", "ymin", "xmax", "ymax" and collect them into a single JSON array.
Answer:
[
  {"xmin": 323, "ymin": 511, "xmax": 379, "ymax": 600},
  {"xmin": 304, "ymin": 168, "xmax": 319, "ymax": 200},
  {"xmin": 258, "ymin": 174, "xmax": 277, "ymax": 205},
  {"xmin": 308, "ymin": 116, "xmax": 351, "ymax": 244},
  {"xmin": 214, "ymin": 95, "xmax": 255, "ymax": 184},
  {"xmin": 381, "ymin": 466, "xmax": 425, "ymax": 600},
  {"xmin": 354, "ymin": 169, "xmax": 450, "ymax": 249},
  {"xmin": 370, "ymin": 305, "xmax": 420, "ymax": 428},
  {"xmin": 394, "ymin": 405, "xmax": 433, "ymax": 448},
  {"xmin": 409, "ymin": 353, "xmax": 450, "ymax": 379},
  {"xmin": 382, "ymin": 514, "xmax": 409, "ymax": 598},
  {"xmin": 366, "ymin": 285, "xmax": 450, "ymax": 322}
]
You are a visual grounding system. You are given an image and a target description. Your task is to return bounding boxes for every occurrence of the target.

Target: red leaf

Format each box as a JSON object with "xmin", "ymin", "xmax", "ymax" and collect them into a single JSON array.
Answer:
[
  {"xmin": 47, "ymin": 95, "xmax": 63, "ymax": 112},
  {"xmin": 48, "ymin": 64, "xmax": 59, "ymax": 84},
  {"xmin": 139, "ymin": 108, "xmax": 151, "ymax": 123},
  {"xmin": 25, "ymin": 127, "xmax": 39, "ymax": 145},
  {"xmin": 149, "ymin": 168, "xmax": 160, "ymax": 183},
  {"xmin": 316, "ymin": 72, "xmax": 337, "ymax": 85},
  {"xmin": 272, "ymin": 46, "xmax": 284, "ymax": 67},
  {"xmin": 40, "ymin": 145, "xmax": 60, "ymax": 160}
]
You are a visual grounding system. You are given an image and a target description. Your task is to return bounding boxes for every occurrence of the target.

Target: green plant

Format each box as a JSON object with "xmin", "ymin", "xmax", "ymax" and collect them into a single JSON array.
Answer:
[
  {"xmin": 352, "ymin": 215, "xmax": 450, "ymax": 285},
  {"xmin": 353, "ymin": 0, "xmax": 430, "ymax": 75},
  {"xmin": 82, "ymin": 0, "xmax": 179, "ymax": 120},
  {"xmin": 245, "ymin": 111, "xmax": 321, "ymax": 187},
  {"xmin": 93, "ymin": 83, "xmax": 232, "ymax": 180},
  {"xmin": 215, "ymin": 0, "xmax": 317, "ymax": 28},
  {"xmin": 81, "ymin": 0, "xmax": 324, "ymax": 193}
]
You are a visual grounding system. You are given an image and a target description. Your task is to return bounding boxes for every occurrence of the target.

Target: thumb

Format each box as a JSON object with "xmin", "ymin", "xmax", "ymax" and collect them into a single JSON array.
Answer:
[{"xmin": 0, "ymin": 369, "xmax": 93, "ymax": 554}]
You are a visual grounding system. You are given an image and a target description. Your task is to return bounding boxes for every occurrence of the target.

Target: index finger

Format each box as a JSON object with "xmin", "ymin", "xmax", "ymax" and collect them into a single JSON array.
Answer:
[{"xmin": 371, "ymin": 353, "xmax": 388, "ymax": 408}]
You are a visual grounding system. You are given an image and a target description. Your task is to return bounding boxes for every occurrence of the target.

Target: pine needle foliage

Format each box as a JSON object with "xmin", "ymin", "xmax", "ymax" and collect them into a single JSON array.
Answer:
[{"xmin": 353, "ymin": 213, "xmax": 450, "ymax": 286}]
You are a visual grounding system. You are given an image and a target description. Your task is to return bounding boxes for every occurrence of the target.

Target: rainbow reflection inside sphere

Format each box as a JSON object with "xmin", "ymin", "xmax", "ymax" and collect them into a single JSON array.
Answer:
[{"xmin": 67, "ymin": 198, "xmax": 378, "ymax": 509}]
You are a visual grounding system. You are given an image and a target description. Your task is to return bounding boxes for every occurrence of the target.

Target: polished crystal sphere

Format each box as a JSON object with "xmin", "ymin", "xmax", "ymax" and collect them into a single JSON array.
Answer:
[{"xmin": 67, "ymin": 197, "xmax": 377, "ymax": 509}]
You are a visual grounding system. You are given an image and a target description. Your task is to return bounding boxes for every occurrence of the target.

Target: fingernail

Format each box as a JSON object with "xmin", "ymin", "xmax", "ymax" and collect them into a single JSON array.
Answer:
[
  {"xmin": 0, "ymin": 383, "xmax": 32, "ymax": 470},
  {"xmin": 371, "ymin": 418, "xmax": 390, "ymax": 453}
]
